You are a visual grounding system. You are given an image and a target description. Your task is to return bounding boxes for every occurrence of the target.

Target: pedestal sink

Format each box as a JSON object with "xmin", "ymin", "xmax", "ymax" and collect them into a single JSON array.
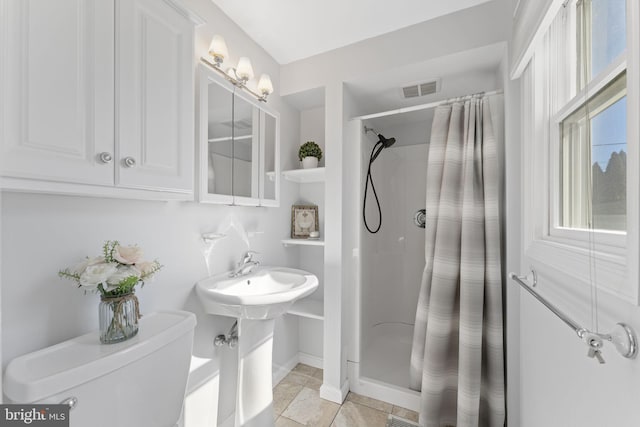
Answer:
[{"xmin": 196, "ymin": 267, "xmax": 318, "ymax": 427}]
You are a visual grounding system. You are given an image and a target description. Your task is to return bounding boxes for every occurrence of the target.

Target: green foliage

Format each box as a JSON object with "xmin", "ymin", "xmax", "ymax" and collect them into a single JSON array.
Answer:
[
  {"xmin": 107, "ymin": 275, "xmax": 139, "ymax": 296},
  {"xmin": 140, "ymin": 261, "xmax": 163, "ymax": 281},
  {"xmin": 298, "ymin": 141, "xmax": 323, "ymax": 161},
  {"xmin": 58, "ymin": 269, "xmax": 80, "ymax": 282},
  {"xmin": 59, "ymin": 240, "xmax": 163, "ymax": 298},
  {"xmin": 103, "ymin": 240, "xmax": 118, "ymax": 263}
]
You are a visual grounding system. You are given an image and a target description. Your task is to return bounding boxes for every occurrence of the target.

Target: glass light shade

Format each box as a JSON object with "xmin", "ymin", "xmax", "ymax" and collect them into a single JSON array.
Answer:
[
  {"xmin": 236, "ymin": 57, "xmax": 254, "ymax": 81},
  {"xmin": 257, "ymin": 74, "xmax": 274, "ymax": 95},
  {"xmin": 208, "ymin": 35, "xmax": 229, "ymax": 61}
]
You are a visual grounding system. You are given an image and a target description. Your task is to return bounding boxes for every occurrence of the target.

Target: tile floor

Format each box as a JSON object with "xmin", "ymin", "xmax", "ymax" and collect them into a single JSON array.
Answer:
[{"xmin": 273, "ymin": 364, "xmax": 419, "ymax": 427}]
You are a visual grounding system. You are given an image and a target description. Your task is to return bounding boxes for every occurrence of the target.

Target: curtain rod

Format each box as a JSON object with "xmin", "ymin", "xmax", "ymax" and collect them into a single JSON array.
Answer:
[{"xmin": 350, "ymin": 89, "xmax": 504, "ymax": 122}]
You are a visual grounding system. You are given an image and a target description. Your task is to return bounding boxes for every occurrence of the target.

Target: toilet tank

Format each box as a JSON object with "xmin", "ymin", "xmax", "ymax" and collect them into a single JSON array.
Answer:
[{"xmin": 4, "ymin": 311, "xmax": 196, "ymax": 427}]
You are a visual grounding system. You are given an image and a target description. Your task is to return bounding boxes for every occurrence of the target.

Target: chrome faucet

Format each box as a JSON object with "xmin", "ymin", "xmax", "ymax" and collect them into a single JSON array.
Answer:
[{"xmin": 229, "ymin": 251, "xmax": 260, "ymax": 277}]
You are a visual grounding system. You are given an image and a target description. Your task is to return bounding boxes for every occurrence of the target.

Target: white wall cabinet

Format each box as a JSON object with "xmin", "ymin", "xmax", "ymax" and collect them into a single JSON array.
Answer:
[
  {"xmin": 0, "ymin": 0, "xmax": 201, "ymax": 198},
  {"xmin": 1, "ymin": 0, "xmax": 115, "ymax": 186}
]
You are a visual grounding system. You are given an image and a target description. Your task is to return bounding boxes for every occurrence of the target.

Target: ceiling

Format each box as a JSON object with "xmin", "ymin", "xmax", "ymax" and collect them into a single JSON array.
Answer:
[
  {"xmin": 347, "ymin": 42, "xmax": 505, "ymax": 116},
  {"xmin": 210, "ymin": 0, "xmax": 495, "ymax": 64}
]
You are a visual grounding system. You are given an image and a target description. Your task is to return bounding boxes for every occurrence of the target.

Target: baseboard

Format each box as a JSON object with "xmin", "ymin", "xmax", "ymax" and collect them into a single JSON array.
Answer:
[
  {"xmin": 273, "ymin": 351, "xmax": 324, "ymax": 386},
  {"xmin": 319, "ymin": 379, "xmax": 349, "ymax": 404},
  {"xmin": 347, "ymin": 361, "xmax": 420, "ymax": 411},
  {"xmin": 186, "ymin": 357, "xmax": 220, "ymax": 395},
  {"xmin": 272, "ymin": 353, "xmax": 300, "ymax": 386},
  {"xmin": 298, "ymin": 352, "xmax": 323, "ymax": 369},
  {"xmin": 219, "ymin": 413, "xmax": 235, "ymax": 427}
]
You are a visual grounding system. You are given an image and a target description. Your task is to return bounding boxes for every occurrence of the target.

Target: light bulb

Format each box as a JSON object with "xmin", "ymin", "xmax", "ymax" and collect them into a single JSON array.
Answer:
[
  {"xmin": 208, "ymin": 35, "xmax": 228, "ymax": 66},
  {"xmin": 236, "ymin": 57, "xmax": 254, "ymax": 82},
  {"xmin": 257, "ymin": 74, "xmax": 274, "ymax": 96}
]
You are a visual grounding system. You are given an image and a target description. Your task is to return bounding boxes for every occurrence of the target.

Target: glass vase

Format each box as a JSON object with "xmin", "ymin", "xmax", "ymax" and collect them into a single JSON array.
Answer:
[{"xmin": 99, "ymin": 292, "xmax": 140, "ymax": 344}]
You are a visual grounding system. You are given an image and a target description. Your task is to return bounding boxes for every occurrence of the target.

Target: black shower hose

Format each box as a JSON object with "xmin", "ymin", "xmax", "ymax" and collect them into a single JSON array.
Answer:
[{"xmin": 363, "ymin": 141, "xmax": 383, "ymax": 234}]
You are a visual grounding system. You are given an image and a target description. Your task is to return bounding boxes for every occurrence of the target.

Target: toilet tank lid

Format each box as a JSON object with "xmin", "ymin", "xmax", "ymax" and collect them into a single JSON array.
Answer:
[{"xmin": 4, "ymin": 310, "xmax": 197, "ymax": 403}]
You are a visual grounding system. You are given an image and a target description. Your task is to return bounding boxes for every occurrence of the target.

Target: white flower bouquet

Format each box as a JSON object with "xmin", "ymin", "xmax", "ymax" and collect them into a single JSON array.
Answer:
[{"xmin": 59, "ymin": 240, "xmax": 162, "ymax": 297}]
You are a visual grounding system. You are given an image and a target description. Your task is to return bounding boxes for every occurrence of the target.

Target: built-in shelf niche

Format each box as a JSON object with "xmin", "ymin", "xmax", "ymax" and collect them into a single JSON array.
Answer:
[
  {"xmin": 280, "ymin": 86, "xmax": 327, "ymax": 386},
  {"xmin": 281, "ymin": 167, "xmax": 326, "ymax": 183},
  {"xmin": 281, "ymin": 238, "xmax": 325, "ymax": 247}
]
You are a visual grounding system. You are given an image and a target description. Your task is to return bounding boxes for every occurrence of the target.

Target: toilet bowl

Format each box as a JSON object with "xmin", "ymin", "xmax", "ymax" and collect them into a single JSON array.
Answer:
[{"xmin": 4, "ymin": 310, "xmax": 196, "ymax": 427}]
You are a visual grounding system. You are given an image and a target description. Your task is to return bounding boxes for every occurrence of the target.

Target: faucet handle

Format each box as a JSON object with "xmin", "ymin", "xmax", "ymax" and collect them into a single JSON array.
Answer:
[{"xmin": 241, "ymin": 250, "xmax": 259, "ymax": 263}]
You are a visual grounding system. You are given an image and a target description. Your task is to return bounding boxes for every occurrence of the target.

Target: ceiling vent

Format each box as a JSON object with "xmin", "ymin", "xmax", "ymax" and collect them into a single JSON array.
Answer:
[
  {"xmin": 401, "ymin": 79, "xmax": 440, "ymax": 99},
  {"xmin": 402, "ymin": 85, "xmax": 420, "ymax": 98}
]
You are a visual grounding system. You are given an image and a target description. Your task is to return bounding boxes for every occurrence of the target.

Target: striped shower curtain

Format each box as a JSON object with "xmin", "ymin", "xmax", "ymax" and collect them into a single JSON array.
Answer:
[{"xmin": 409, "ymin": 97, "xmax": 505, "ymax": 427}]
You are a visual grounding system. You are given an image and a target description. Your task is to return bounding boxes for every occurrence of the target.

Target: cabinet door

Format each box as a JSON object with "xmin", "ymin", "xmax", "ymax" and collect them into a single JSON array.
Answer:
[
  {"xmin": 116, "ymin": 0, "xmax": 194, "ymax": 193},
  {"xmin": 198, "ymin": 68, "xmax": 235, "ymax": 204},
  {"xmin": 0, "ymin": 0, "xmax": 115, "ymax": 185},
  {"xmin": 231, "ymin": 93, "xmax": 260, "ymax": 206},
  {"xmin": 260, "ymin": 110, "xmax": 280, "ymax": 207}
]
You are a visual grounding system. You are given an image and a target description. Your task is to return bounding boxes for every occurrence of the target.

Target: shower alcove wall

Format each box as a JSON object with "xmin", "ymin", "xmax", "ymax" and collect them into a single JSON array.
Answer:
[{"xmin": 349, "ymin": 111, "xmax": 430, "ymax": 411}]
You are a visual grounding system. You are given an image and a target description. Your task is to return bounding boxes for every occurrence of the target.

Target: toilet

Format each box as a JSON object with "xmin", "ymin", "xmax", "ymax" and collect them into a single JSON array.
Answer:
[{"xmin": 4, "ymin": 310, "xmax": 196, "ymax": 427}]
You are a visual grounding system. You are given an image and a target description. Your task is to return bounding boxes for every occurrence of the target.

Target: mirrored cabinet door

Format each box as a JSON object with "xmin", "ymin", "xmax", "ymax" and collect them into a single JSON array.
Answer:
[
  {"xmin": 232, "ymin": 93, "xmax": 260, "ymax": 205},
  {"xmin": 261, "ymin": 111, "xmax": 280, "ymax": 206},
  {"xmin": 198, "ymin": 67, "xmax": 234, "ymax": 204},
  {"xmin": 208, "ymin": 83, "xmax": 234, "ymax": 197}
]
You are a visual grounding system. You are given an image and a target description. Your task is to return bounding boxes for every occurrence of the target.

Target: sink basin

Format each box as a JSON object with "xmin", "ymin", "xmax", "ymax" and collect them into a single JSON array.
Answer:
[{"xmin": 196, "ymin": 267, "xmax": 318, "ymax": 319}]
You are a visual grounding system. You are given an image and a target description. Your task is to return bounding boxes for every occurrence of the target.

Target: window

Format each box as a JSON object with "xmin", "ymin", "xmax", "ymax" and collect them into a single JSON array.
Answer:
[
  {"xmin": 557, "ymin": 0, "xmax": 627, "ymax": 235},
  {"xmin": 578, "ymin": 0, "xmax": 626, "ymax": 85},
  {"xmin": 560, "ymin": 72, "xmax": 626, "ymax": 231},
  {"xmin": 519, "ymin": 0, "xmax": 638, "ymax": 302}
]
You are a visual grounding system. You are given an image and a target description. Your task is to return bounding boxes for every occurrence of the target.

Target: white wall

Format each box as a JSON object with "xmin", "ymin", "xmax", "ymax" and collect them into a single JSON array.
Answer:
[
  {"xmin": 0, "ymin": 0, "xmax": 301, "ymax": 423},
  {"xmin": 515, "ymin": 274, "xmax": 640, "ymax": 427}
]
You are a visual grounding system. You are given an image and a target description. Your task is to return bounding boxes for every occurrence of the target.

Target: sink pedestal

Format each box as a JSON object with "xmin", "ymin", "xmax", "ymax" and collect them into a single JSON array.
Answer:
[
  {"xmin": 235, "ymin": 318, "xmax": 276, "ymax": 427},
  {"xmin": 195, "ymin": 266, "xmax": 319, "ymax": 427}
]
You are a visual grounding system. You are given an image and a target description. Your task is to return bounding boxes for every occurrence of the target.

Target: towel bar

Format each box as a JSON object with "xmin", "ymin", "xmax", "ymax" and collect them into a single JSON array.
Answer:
[{"xmin": 509, "ymin": 270, "xmax": 638, "ymax": 362}]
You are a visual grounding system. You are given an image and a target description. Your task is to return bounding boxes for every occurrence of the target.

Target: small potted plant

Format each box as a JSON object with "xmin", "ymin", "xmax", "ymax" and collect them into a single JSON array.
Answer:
[{"xmin": 298, "ymin": 141, "xmax": 323, "ymax": 169}]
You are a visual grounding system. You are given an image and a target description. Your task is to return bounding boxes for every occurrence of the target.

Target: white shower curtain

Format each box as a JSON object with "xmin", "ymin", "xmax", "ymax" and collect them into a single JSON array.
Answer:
[{"xmin": 409, "ymin": 97, "xmax": 505, "ymax": 427}]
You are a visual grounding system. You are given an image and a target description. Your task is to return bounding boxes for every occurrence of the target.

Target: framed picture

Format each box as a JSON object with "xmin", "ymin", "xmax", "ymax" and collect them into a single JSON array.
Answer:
[{"xmin": 291, "ymin": 205, "xmax": 319, "ymax": 239}]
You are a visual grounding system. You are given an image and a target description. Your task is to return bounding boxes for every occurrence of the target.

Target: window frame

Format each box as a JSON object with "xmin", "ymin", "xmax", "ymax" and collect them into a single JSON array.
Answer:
[
  {"xmin": 549, "ymin": 55, "xmax": 627, "ymax": 250},
  {"xmin": 522, "ymin": 0, "xmax": 640, "ymax": 304}
]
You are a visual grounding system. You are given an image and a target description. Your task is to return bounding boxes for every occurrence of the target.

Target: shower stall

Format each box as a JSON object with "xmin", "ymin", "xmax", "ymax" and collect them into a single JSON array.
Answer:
[{"xmin": 348, "ymin": 95, "xmax": 504, "ymax": 412}]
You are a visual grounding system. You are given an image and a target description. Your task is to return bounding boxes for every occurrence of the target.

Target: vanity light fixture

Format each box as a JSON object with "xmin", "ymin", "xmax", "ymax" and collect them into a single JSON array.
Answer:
[
  {"xmin": 208, "ymin": 35, "xmax": 228, "ymax": 67},
  {"xmin": 257, "ymin": 74, "xmax": 274, "ymax": 98},
  {"xmin": 235, "ymin": 57, "xmax": 254, "ymax": 83},
  {"xmin": 202, "ymin": 34, "xmax": 274, "ymax": 102}
]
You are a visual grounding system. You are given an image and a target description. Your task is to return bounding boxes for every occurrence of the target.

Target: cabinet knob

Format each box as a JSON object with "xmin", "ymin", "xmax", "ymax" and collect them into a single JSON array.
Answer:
[
  {"xmin": 98, "ymin": 152, "xmax": 113, "ymax": 164},
  {"xmin": 123, "ymin": 157, "xmax": 137, "ymax": 168}
]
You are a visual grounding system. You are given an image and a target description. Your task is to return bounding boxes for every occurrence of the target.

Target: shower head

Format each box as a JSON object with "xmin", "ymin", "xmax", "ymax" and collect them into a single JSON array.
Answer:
[
  {"xmin": 363, "ymin": 127, "xmax": 397, "ymax": 234},
  {"xmin": 377, "ymin": 133, "xmax": 396, "ymax": 148},
  {"xmin": 364, "ymin": 126, "xmax": 396, "ymax": 162}
]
